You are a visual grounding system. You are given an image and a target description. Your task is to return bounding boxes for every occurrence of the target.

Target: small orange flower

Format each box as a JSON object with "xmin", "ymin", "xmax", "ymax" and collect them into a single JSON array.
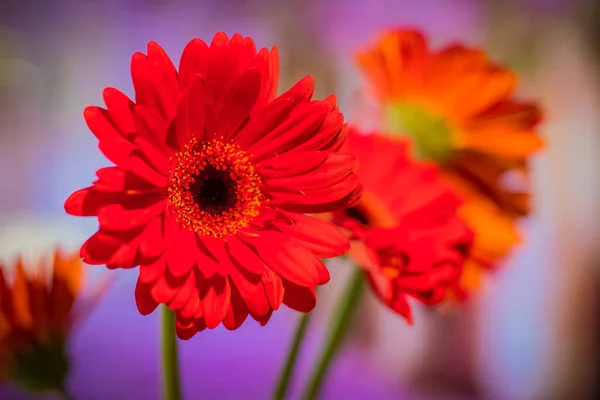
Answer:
[
  {"xmin": 0, "ymin": 250, "xmax": 106, "ymax": 394},
  {"xmin": 356, "ymin": 29, "xmax": 544, "ymax": 296}
]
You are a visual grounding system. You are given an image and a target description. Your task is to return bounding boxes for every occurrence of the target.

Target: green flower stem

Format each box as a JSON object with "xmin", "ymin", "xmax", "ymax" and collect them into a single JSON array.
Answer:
[
  {"xmin": 272, "ymin": 311, "xmax": 313, "ymax": 400},
  {"xmin": 302, "ymin": 267, "xmax": 365, "ymax": 400},
  {"xmin": 161, "ymin": 305, "xmax": 182, "ymax": 400}
]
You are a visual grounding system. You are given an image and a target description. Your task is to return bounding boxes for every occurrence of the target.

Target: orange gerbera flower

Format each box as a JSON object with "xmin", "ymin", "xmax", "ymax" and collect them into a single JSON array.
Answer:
[
  {"xmin": 0, "ymin": 250, "xmax": 105, "ymax": 395},
  {"xmin": 356, "ymin": 29, "xmax": 544, "ymax": 296}
]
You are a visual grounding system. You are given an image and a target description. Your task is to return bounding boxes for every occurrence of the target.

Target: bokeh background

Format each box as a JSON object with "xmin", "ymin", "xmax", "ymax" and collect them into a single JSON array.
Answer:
[{"xmin": 1, "ymin": 0, "xmax": 599, "ymax": 399}]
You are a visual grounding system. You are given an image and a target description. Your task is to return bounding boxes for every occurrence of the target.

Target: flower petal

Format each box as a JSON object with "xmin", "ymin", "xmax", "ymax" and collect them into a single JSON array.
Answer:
[
  {"xmin": 261, "ymin": 267, "xmax": 284, "ymax": 311},
  {"xmin": 139, "ymin": 254, "xmax": 167, "ymax": 284},
  {"xmin": 245, "ymin": 232, "xmax": 321, "ymax": 287},
  {"xmin": 168, "ymin": 273, "xmax": 196, "ymax": 311},
  {"xmin": 218, "ymin": 69, "xmax": 262, "ymax": 140},
  {"xmin": 225, "ymin": 236, "xmax": 265, "ymax": 275},
  {"xmin": 202, "ymin": 276, "xmax": 231, "ymax": 329},
  {"xmin": 175, "ymin": 75, "xmax": 208, "ymax": 148},
  {"xmin": 166, "ymin": 229, "xmax": 197, "ymax": 277},
  {"xmin": 131, "ymin": 45, "xmax": 180, "ymax": 122},
  {"xmin": 135, "ymin": 279, "xmax": 159, "ymax": 315},
  {"xmin": 274, "ymin": 212, "xmax": 349, "ymax": 259},
  {"xmin": 178, "ymin": 38, "xmax": 210, "ymax": 90},
  {"xmin": 222, "ymin": 282, "xmax": 250, "ymax": 330},
  {"xmin": 281, "ymin": 280, "xmax": 316, "ymax": 312},
  {"xmin": 98, "ymin": 201, "xmax": 163, "ymax": 231}
]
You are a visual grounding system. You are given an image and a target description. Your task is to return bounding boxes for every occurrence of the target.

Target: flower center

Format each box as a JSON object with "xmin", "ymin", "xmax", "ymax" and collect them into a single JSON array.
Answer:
[
  {"xmin": 168, "ymin": 138, "xmax": 263, "ymax": 238},
  {"xmin": 384, "ymin": 101, "xmax": 454, "ymax": 163}
]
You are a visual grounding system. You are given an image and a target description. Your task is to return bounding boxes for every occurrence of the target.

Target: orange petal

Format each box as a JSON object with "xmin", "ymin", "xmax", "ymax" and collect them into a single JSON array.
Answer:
[
  {"xmin": 12, "ymin": 258, "xmax": 33, "ymax": 329},
  {"xmin": 459, "ymin": 193, "xmax": 522, "ymax": 265}
]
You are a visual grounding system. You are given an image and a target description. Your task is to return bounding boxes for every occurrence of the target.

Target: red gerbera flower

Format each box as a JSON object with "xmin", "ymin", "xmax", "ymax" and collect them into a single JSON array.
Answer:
[
  {"xmin": 64, "ymin": 33, "xmax": 360, "ymax": 339},
  {"xmin": 331, "ymin": 128, "xmax": 472, "ymax": 323}
]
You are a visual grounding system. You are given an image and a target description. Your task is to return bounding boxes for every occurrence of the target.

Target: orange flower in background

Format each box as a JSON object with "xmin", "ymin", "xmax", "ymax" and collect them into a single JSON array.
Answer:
[
  {"xmin": 0, "ymin": 250, "xmax": 106, "ymax": 395},
  {"xmin": 356, "ymin": 29, "xmax": 544, "ymax": 296},
  {"xmin": 64, "ymin": 33, "xmax": 361, "ymax": 339},
  {"xmin": 331, "ymin": 129, "xmax": 473, "ymax": 322}
]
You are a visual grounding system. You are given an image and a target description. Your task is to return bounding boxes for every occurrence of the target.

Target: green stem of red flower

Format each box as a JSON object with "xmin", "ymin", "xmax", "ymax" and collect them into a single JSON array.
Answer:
[
  {"xmin": 272, "ymin": 310, "xmax": 313, "ymax": 400},
  {"xmin": 302, "ymin": 267, "xmax": 365, "ymax": 400},
  {"xmin": 161, "ymin": 305, "xmax": 182, "ymax": 400}
]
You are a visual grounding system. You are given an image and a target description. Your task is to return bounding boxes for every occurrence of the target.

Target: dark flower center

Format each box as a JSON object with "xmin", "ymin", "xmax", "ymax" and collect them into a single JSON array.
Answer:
[
  {"xmin": 168, "ymin": 138, "xmax": 263, "ymax": 238},
  {"xmin": 192, "ymin": 167, "xmax": 237, "ymax": 214}
]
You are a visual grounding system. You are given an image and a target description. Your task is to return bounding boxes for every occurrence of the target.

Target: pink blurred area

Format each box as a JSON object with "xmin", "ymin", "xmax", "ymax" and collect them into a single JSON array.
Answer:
[{"xmin": 1, "ymin": 0, "xmax": 599, "ymax": 399}]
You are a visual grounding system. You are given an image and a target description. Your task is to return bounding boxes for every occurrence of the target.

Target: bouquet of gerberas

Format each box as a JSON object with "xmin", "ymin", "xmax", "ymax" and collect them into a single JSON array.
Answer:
[{"xmin": 1, "ymin": 29, "xmax": 542, "ymax": 400}]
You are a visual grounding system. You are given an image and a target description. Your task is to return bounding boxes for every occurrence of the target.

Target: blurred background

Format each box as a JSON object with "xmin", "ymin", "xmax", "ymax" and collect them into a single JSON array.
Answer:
[{"xmin": 1, "ymin": 0, "xmax": 599, "ymax": 399}]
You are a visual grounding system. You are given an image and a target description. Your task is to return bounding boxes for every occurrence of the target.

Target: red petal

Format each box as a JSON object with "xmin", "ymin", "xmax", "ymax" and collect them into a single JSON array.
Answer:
[
  {"xmin": 135, "ymin": 279, "xmax": 159, "ymax": 315},
  {"xmin": 252, "ymin": 309, "xmax": 273, "ymax": 326},
  {"xmin": 175, "ymin": 75, "xmax": 208, "ymax": 148},
  {"xmin": 80, "ymin": 230, "xmax": 124, "ymax": 265},
  {"xmin": 94, "ymin": 167, "xmax": 156, "ymax": 192},
  {"xmin": 245, "ymin": 232, "xmax": 321, "ymax": 287},
  {"xmin": 193, "ymin": 246, "xmax": 221, "ymax": 279},
  {"xmin": 65, "ymin": 186, "xmax": 161, "ymax": 217},
  {"xmin": 84, "ymin": 106, "xmax": 125, "ymax": 143},
  {"xmin": 266, "ymin": 154, "xmax": 359, "ymax": 213},
  {"xmin": 147, "ymin": 41, "xmax": 180, "ymax": 117},
  {"xmin": 98, "ymin": 201, "xmax": 163, "ymax": 231},
  {"xmin": 262, "ymin": 267, "xmax": 284, "ymax": 311},
  {"xmin": 222, "ymin": 282, "xmax": 249, "ymax": 330},
  {"xmin": 195, "ymin": 236, "xmax": 231, "ymax": 277},
  {"xmin": 179, "ymin": 38, "xmax": 210, "ymax": 89},
  {"xmin": 179, "ymin": 295, "xmax": 200, "ymax": 320},
  {"xmin": 225, "ymin": 237, "xmax": 265, "ymax": 275},
  {"xmin": 168, "ymin": 273, "xmax": 196, "ymax": 311},
  {"xmin": 202, "ymin": 276, "xmax": 231, "ymax": 329},
  {"xmin": 139, "ymin": 254, "xmax": 167, "ymax": 284},
  {"xmin": 131, "ymin": 47, "xmax": 179, "ymax": 123},
  {"xmin": 150, "ymin": 275, "xmax": 178, "ymax": 304},
  {"xmin": 258, "ymin": 151, "xmax": 329, "ymax": 179},
  {"xmin": 228, "ymin": 33, "xmax": 258, "ymax": 71},
  {"xmin": 109, "ymin": 238, "xmax": 140, "ymax": 269},
  {"xmin": 275, "ymin": 212, "xmax": 349, "ymax": 259},
  {"xmin": 103, "ymin": 87, "xmax": 135, "ymax": 134},
  {"xmin": 234, "ymin": 76, "xmax": 314, "ymax": 150},
  {"xmin": 248, "ymin": 101, "xmax": 327, "ymax": 159},
  {"xmin": 97, "ymin": 137, "xmax": 167, "ymax": 187},
  {"xmin": 228, "ymin": 266, "xmax": 270, "ymax": 318},
  {"xmin": 253, "ymin": 46, "xmax": 279, "ymax": 108},
  {"xmin": 166, "ymin": 229, "xmax": 196, "ymax": 277},
  {"xmin": 281, "ymin": 280, "xmax": 316, "ymax": 312},
  {"xmin": 175, "ymin": 318, "xmax": 200, "ymax": 340},
  {"xmin": 206, "ymin": 33, "xmax": 239, "ymax": 102},
  {"xmin": 64, "ymin": 188, "xmax": 103, "ymax": 217},
  {"xmin": 139, "ymin": 213, "xmax": 176, "ymax": 260},
  {"xmin": 388, "ymin": 292, "xmax": 413, "ymax": 324},
  {"xmin": 281, "ymin": 75, "xmax": 315, "ymax": 102},
  {"xmin": 218, "ymin": 69, "xmax": 262, "ymax": 140},
  {"xmin": 133, "ymin": 106, "xmax": 173, "ymax": 158}
]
